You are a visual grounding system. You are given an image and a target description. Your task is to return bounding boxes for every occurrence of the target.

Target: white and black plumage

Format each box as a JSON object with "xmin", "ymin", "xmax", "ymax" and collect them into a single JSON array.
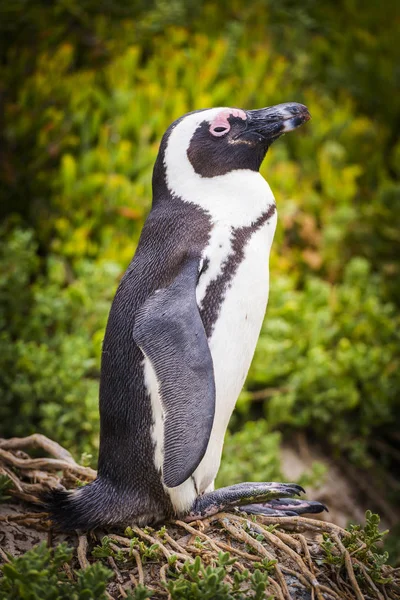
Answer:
[{"xmin": 44, "ymin": 102, "xmax": 326, "ymax": 529}]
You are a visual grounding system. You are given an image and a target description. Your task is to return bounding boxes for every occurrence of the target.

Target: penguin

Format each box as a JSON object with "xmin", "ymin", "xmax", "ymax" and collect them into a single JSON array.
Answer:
[{"xmin": 45, "ymin": 102, "xmax": 326, "ymax": 529}]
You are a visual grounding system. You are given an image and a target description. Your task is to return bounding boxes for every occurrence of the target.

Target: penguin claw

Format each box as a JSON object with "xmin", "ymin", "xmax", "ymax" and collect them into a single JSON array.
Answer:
[
  {"xmin": 239, "ymin": 498, "xmax": 328, "ymax": 517},
  {"xmin": 275, "ymin": 483, "xmax": 304, "ymax": 497}
]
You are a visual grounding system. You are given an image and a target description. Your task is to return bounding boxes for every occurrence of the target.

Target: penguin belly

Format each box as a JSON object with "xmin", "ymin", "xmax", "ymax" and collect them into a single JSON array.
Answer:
[{"xmin": 167, "ymin": 211, "xmax": 277, "ymax": 513}]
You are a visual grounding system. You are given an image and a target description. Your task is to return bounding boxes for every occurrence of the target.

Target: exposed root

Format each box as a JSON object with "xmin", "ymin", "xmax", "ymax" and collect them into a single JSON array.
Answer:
[{"xmin": 0, "ymin": 435, "xmax": 76, "ymax": 464}]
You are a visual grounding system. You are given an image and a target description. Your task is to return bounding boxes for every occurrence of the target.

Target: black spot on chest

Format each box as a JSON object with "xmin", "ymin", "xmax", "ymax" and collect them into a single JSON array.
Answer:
[{"xmin": 199, "ymin": 204, "xmax": 276, "ymax": 338}]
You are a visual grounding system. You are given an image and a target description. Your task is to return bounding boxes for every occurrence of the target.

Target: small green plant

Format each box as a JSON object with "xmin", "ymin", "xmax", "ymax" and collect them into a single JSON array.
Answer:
[
  {"xmin": 138, "ymin": 541, "xmax": 161, "ymax": 561},
  {"xmin": 125, "ymin": 585, "xmax": 154, "ymax": 599},
  {"xmin": 250, "ymin": 569, "xmax": 273, "ymax": 600},
  {"xmin": 92, "ymin": 536, "xmax": 125, "ymax": 562},
  {"xmin": 79, "ymin": 452, "xmax": 93, "ymax": 467},
  {"xmin": 0, "ymin": 475, "xmax": 13, "ymax": 502},
  {"xmin": 193, "ymin": 536, "xmax": 205, "ymax": 549},
  {"xmin": 0, "ymin": 541, "xmax": 112, "ymax": 600},
  {"xmin": 253, "ymin": 558, "xmax": 277, "ymax": 573},
  {"xmin": 165, "ymin": 554, "xmax": 231, "ymax": 599},
  {"xmin": 156, "ymin": 525, "xmax": 167, "ymax": 539},
  {"xmin": 345, "ymin": 510, "xmax": 391, "ymax": 585},
  {"xmin": 164, "ymin": 552, "xmax": 273, "ymax": 599},
  {"xmin": 322, "ymin": 511, "xmax": 392, "ymax": 585},
  {"xmin": 345, "ymin": 510, "xmax": 389, "ymax": 554}
]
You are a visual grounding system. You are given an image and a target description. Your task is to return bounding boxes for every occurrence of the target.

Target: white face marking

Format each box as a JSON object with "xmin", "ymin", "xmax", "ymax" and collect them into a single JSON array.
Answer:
[{"xmin": 164, "ymin": 108, "xmax": 275, "ymax": 227}]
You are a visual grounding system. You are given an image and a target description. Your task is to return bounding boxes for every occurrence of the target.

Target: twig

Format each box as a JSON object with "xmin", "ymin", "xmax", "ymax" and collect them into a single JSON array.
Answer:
[
  {"xmin": 0, "ymin": 434, "xmax": 77, "ymax": 464},
  {"xmin": 63, "ymin": 561, "xmax": 74, "ymax": 580},
  {"xmin": 0, "ymin": 465, "xmax": 23, "ymax": 491},
  {"xmin": 0, "ymin": 512, "xmax": 48, "ymax": 522},
  {"xmin": 332, "ymin": 533, "xmax": 365, "ymax": 600},
  {"xmin": 0, "ymin": 448, "xmax": 96, "ymax": 479},
  {"xmin": 271, "ymin": 528, "xmax": 302, "ymax": 553},
  {"xmin": 0, "ymin": 548, "xmax": 11, "ymax": 563},
  {"xmin": 229, "ymin": 514, "xmax": 321, "ymax": 592},
  {"xmin": 280, "ymin": 565, "xmax": 312, "ymax": 588},
  {"xmin": 77, "ymin": 534, "xmax": 90, "ymax": 569},
  {"xmin": 318, "ymin": 584, "xmax": 343, "ymax": 600},
  {"xmin": 211, "ymin": 538, "xmax": 261, "ymax": 561},
  {"xmin": 162, "ymin": 531, "xmax": 191, "ymax": 558},
  {"xmin": 259, "ymin": 515, "xmax": 350, "ymax": 538},
  {"xmin": 247, "ymin": 386, "xmax": 290, "ymax": 401},
  {"xmin": 5, "ymin": 491, "xmax": 43, "ymax": 504},
  {"xmin": 107, "ymin": 554, "xmax": 124, "ymax": 583},
  {"xmin": 159, "ymin": 562, "xmax": 169, "ymax": 583},
  {"xmin": 268, "ymin": 575, "xmax": 286, "ymax": 600},
  {"xmin": 130, "ymin": 550, "xmax": 144, "ymax": 585}
]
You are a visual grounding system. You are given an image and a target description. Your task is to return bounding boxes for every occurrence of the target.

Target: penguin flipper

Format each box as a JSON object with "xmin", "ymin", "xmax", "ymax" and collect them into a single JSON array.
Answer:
[{"xmin": 133, "ymin": 255, "xmax": 215, "ymax": 489}]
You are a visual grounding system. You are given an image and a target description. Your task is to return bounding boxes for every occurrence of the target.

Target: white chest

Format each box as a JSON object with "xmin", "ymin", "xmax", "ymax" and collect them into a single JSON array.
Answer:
[
  {"xmin": 207, "ymin": 215, "xmax": 276, "ymax": 401},
  {"xmin": 194, "ymin": 212, "xmax": 277, "ymax": 487}
]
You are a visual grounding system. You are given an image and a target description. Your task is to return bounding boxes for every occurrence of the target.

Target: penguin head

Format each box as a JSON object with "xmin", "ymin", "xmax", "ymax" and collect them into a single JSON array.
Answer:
[{"xmin": 160, "ymin": 103, "xmax": 310, "ymax": 180}]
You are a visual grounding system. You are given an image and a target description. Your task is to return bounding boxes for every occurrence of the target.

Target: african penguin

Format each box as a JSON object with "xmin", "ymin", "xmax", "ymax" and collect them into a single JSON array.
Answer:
[{"xmin": 44, "ymin": 102, "xmax": 326, "ymax": 529}]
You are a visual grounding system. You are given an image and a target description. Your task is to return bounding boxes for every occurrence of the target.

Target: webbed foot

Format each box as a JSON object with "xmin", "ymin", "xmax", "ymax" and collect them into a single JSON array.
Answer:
[{"xmin": 184, "ymin": 481, "xmax": 326, "ymax": 521}]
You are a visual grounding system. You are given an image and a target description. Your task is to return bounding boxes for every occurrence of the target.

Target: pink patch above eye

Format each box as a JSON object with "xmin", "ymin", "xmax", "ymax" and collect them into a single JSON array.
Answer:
[{"xmin": 209, "ymin": 108, "xmax": 247, "ymax": 137}]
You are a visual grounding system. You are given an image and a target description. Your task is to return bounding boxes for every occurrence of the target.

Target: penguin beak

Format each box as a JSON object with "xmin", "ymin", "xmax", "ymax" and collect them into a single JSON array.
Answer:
[{"xmin": 246, "ymin": 102, "xmax": 311, "ymax": 141}]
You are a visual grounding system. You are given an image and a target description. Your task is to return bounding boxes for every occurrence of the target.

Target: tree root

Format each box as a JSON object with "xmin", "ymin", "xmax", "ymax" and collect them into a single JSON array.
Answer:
[{"xmin": 0, "ymin": 434, "xmax": 399, "ymax": 599}]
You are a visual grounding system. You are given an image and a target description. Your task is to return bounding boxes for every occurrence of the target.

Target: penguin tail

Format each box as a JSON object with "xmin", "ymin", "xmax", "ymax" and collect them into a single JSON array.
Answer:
[{"xmin": 41, "ymin": 479, "xmax": 121, "ymax": 531}]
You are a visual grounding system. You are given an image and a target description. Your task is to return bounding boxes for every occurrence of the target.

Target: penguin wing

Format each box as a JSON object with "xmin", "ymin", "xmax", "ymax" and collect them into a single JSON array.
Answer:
[{"xmin": 133, "ymin": 255, "xmax": 215, "ymax": 489}]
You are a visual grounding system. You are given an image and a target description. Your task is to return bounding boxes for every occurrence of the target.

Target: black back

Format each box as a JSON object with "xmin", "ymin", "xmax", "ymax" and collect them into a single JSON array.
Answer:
[{"xmin": 98, "ymin": 119, "xmax": 212, "ymax": 515}]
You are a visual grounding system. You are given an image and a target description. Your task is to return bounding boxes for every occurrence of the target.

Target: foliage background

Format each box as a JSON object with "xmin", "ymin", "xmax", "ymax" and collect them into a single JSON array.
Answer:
[{"xmin": 0, "ymin": 0, "xmax": 399, "ymax": 550}]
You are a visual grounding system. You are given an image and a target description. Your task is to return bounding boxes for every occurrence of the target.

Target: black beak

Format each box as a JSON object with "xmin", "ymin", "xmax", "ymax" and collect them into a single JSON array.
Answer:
[{"xmin": 246, "ymin": 102, "xmax": 311, "ymax": 141}]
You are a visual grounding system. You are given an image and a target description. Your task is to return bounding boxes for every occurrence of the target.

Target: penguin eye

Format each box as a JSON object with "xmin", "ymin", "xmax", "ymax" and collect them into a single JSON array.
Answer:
[{"xmin": 209, "ymin": 123, "xmax": 231, "ymax": 137}]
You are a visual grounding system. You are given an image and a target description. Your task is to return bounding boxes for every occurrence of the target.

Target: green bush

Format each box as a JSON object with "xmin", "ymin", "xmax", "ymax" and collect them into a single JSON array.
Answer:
[
  {"xmin": 0, "ymin": 225, "xmax": 116, "ymax": 455},
  {"xmin": 249, "ymin": 258, "xmax": 400, "ymax": 466},
  {"xmin": 0, "ymin": 542, "xmax": 112, "ymax": 600}
]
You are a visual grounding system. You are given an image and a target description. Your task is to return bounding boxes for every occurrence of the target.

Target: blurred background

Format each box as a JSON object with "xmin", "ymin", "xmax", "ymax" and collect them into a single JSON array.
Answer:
[{"xmin": 0, "ymin": 0, "xmax": 399, "ymax": 561}]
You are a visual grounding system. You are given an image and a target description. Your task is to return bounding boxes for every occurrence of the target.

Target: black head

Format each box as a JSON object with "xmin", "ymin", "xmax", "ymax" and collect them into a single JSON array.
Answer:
[{"xmin": 185, "ymin": 103, "xmax": 311, "ymax": 178}]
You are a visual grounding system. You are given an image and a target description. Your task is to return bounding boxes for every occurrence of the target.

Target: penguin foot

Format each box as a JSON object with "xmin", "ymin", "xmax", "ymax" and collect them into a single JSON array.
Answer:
[
  {"xmin": 184, "ymin": 481, "xmax": 323, "ymax": 521},
  {"xmin": 238, "ymin": 498, "xmax": 328, "ymax": 517}
]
